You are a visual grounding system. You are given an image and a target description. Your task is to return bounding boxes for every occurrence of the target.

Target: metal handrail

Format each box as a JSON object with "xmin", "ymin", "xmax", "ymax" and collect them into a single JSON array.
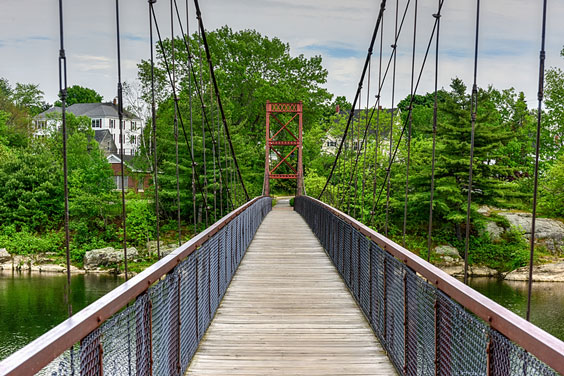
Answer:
[
  {"xmin": 0, "ymin": 196, "xmax": 268, "ymax": 376},
  {"xmin": 297, "ymin": 195, "xmax": 564, "ymax": 375}
]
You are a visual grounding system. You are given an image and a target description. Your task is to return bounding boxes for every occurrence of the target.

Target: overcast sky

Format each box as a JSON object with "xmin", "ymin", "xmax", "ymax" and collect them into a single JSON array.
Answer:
[{"xmin": 1, "ymin": 0, "xmax": 563, "ymax": 109}]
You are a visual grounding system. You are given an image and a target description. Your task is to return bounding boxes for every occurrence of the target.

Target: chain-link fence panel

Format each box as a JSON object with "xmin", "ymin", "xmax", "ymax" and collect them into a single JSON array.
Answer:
[
  {"xmin": 30, "ymin": 197, "xmax": 272, "ymax": 376},
  {"xmin": 294, "ymin": 196, "xmax": 561, "ymax": 376}
]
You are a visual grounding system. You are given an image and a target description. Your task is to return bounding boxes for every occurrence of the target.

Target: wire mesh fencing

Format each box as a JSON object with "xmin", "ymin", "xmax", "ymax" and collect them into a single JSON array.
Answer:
[
  {"xmin": 295, "ymin": 195, "xmax": 560, "ymax": 376},
  {"xmin": 32, "ymin": 197, "xmax": 271, "ymax": 376}
]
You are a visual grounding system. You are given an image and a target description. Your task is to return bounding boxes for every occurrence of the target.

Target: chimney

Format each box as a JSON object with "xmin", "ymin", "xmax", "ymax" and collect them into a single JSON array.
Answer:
[
  {"xmin": 113, "ymin": 97, "xmax": 118, "ymax": 106},
  {"xmin": 378, "ymin": 105, "xmax": 382, "ymax": 110},
  {"xmin": 336, "ymin": 104, "xmax": 340, "ymax": 113}
]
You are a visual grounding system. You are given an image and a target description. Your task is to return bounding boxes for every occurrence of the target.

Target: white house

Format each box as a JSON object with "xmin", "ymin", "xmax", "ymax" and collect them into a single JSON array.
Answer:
[{"xmin": 33, "ymin": 102, "xmax": 144, "ymax": 156}]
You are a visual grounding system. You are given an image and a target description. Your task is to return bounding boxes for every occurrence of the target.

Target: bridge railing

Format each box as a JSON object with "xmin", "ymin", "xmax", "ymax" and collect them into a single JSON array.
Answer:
[
  {"xmin": 295, "ymin": 195, "xmax": 564, "ymax": 376},
  {"xmin": 0, "ymin": 196, "xmax": 272, "ymax": 376}
]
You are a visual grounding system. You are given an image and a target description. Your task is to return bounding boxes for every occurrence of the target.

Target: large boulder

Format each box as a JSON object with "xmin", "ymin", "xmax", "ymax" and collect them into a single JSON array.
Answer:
[
  {"xmin": 505, "ymin": 262, "xmax": 564, "ymax": 282},
  {"xmin": 435, "ymin": 245, "xmax": 460, "ymax": 258},
  {"xmin": 0, "ymin": 248, "xmax": 11, "ymax": 263},
  {"xmin": 485, "ymin": 221, "xmax": 504, "ymax": 241},
  {"xmin": 84, "ymin": 247, "xmax": 138, "ymax": 269},
  {"xmin": 499, "ymin": 212, "xmax": 564, "ymax": 253}
]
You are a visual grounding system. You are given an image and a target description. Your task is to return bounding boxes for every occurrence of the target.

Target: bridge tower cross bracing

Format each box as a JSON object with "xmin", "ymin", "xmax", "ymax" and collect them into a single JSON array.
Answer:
[{"xmin": 264, "ymin": 101, "xmax": 303, "ymax": 196}]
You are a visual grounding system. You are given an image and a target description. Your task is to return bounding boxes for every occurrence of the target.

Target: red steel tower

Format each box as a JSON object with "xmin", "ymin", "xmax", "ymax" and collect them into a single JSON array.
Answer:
[{"xmin": 264, "ymin": 101, "xmax": 303, "ymax": 196}]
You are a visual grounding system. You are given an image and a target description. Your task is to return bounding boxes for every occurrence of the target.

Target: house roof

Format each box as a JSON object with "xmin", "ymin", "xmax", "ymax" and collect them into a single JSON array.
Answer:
[
  {"xmin": 94, "ymin": 129, "xmax": 112, "ymax": 144},
  {"xmin": 35, "ymin": 103, "xmax": 141, "ymax": 120}
]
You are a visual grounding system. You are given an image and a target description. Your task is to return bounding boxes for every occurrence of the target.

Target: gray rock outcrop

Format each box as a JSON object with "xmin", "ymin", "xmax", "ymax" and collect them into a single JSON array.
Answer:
[
  {"xmin": 0, "ymin": 248, "xmax": 11, "ymax": 263},
  {"xmin": 498, "ymin": 212, "xmax": 564, "ymax": 253},
  {"xmin": 84, "ymin": 247, "xmax": 138, "ymax": 269},
  {"xmin": 505, "ymin": 262, "xmax": 564, "ymax": 282}
]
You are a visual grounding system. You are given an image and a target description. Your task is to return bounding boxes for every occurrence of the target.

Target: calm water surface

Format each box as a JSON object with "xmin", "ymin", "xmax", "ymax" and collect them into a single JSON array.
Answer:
[
  {"xmin": 468, "ymin": 277, "xmax": 564, "ymax": 341},
  {"xmin": 0, "ymin": 272, "xmax": 563, "ymax": 362},
  {"xmin": 0, "ymin": 271, "xmax": 123, "ymax": 361}
]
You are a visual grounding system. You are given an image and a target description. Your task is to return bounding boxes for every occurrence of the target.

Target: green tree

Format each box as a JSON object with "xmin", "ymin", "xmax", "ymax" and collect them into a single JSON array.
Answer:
[
  {"xmin": 54, "ymin": 85, "xmax": 103, "ymax": 107},
  {"xmin": 135, "ymin": 26, "xmax": 333, "ymax": 220},
  {"xmin": 543, "ymin": 47, "xmax": 564, "ymax": 162},
  {"xmin": 12, "ymin": 83, "xmax": 48, "ymax": 116}
]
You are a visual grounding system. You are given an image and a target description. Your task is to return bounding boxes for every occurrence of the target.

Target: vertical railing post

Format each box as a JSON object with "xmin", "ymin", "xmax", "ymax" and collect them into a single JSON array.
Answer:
[
  {"xmin": 195, "ymin": 252, "xmax": 199, "ymax": 341},
  {"xmin": 349, "ymin": 227, "xmax": 353, "ymax": 287},
  {"xmin": 176, "ymin": 273, "xmax": 181, "ymax": 376},
  {"xmin": 80, "ymin": 329, "xmax": 102, "ymax": 376},
  {"xmin": 136, "ymin": 294, "xmax": 152, "ymax": 376},
  {"xmin": 383, "ymin": 257, "xmax": 388, "ymax": 343},
  {"xmin": 217, "ymin": 234, "xmax": 221, "ymax": 301},
  {"xmin": 357, "ymin": 236, "xmax": 361, "ymax": 302},
  {"xmin": 434, "ymin": 296, "xmax": 439, "ymax": 376},
  {"xmin": 369, "ymin": 242, "xmax": 373, "ymax": 325},
  {"xmin": 403, "ymin": 270, "xmax": 408, "ymax": 376},
  {"xmin": 486, "ymin": 331, "xmax": 492, "ymax": 376}
]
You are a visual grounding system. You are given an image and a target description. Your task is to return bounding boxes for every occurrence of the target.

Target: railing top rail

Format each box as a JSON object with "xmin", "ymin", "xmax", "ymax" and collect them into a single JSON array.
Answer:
[
  {"xmin": 0, "ymin": 196, "xmax": 266, "ymax": 376},
  {"xmin": 303, "ymin": 195, "xmax": 564, "ymax": 375}
]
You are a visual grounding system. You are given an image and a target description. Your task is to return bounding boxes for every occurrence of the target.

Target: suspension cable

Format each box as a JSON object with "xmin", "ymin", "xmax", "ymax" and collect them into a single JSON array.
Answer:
[
  {"xmin": 317, "ymin": 0, "xmax": 387, "ymax": 199},
  {"xmin": 385, "ymin": 0, "xmax": 400, "ymax": 237},
  {"xmin": 185, "ymin": 0, "xmax": 197, "ymax": 234},
  {"xmin": 402, "ymin": 0, "xmax": 417, "ymax": 246},
  {"xmin": 527, "ymin": 0, "xmax": 548, "ymax": 322},
  {"xmin": 58, "ymin": 0, "xmax": 72, "ymax": 319},
  {"xmin": 463, "ymin": 0, "xmax": 480, "ymax": 285},
  {"xmin": 193, "ymin": 0, "xmax": 250, "ymax": 201},
  {"xmin": 171, "ymin": 0, "xmax": 182, "ymax": 246},
  {"xmin": 361, "ymin": 59, "xmax": 370, "ymax": 223},
  {"xmin": 148, "ymin": 0, "xmax": 161, "ymax": 258},
  {"xmin": 210, "ymin": 73, "xmax": 217, "ymax": 221},
  {"xmin": 198, "ymin": 28, "xmax": 208, "ymax": 227},
  {"xmin": 338, "ymin": 0, "xmax": 412, "ymax": 209},
  {"xmin": 173, "ymin": 0, "xmax": 235, "ymax": 210},
  {"xmin": 372, "ymin": 16, "xmax": 384, "ymax": 227},
  {"xmin": 115, "ymin": 0, "xmax": 128, "ymax": 281},
  {"xmin": 427, "ymin": 1, "xmax": 441, "ymax": 262},
  {"xmin": 150, "ymin": 6, "xmax": 212, "ymax": 221},
  {"xmin": 368, "ymin": 0, "xmax": 445, "ymax": 225}
]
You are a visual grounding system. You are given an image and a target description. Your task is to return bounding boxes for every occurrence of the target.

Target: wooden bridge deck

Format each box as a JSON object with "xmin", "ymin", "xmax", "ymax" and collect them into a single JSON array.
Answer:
[{"xmin": 186, "ymin": 199, "xmax": 396, "ymax": 375}]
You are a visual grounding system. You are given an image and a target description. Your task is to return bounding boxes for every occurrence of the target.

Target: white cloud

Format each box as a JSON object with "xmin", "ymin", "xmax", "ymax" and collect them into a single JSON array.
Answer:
[{"xmin": 0, "ymin": 0, "xmax": 563, "ymax": 107}]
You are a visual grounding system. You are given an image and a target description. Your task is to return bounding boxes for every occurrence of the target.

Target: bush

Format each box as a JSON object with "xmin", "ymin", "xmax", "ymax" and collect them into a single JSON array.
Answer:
[
  {"xmin": 0, "ymin": 225, "xmax": 63, "ymax": 255},
  {"xmin": 126, "ymin": 199, "xmax": 155, "ymax": 247},
  {"xmin": 289, "ymin": 197, "xmax": 295, "ymax": 207}
]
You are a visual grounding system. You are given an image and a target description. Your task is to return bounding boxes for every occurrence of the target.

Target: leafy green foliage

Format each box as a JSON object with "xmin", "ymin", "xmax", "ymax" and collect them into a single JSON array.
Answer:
[
  {"xmin": 126, "ymin": 199, "xmax": 155, "ymax": 247},
  {"xmin": 54, "ymin": 85, "xmax": 103, "ymax": 107}
]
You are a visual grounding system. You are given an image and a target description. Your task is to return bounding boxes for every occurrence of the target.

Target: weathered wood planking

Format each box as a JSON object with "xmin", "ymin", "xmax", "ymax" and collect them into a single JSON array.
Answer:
[{"xmin": 186, "ymin": 199, "xmax": 396, "ymax": 375}]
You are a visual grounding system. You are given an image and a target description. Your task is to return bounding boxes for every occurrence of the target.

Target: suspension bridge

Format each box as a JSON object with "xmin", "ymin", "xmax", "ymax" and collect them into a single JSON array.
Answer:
[{"xmin": 1, "ymin": 0, "xmax": 564, "ymax": 375}]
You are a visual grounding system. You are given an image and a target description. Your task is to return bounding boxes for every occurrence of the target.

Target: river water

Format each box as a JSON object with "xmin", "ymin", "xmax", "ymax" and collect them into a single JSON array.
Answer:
[
  {"xmin": 0, "ymin": 272, "xmax": 563, "ymax": 362},
  {"xmin": 0, "ymin": 271, "xmax": 123, "ymax": 361}
]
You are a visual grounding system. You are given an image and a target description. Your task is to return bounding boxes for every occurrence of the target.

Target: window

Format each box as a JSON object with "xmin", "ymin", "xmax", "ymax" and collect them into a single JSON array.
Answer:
[
  {"xmin": 130, "ymin": 135, "xmax": 137, "ymax": 145},
  {"xmin": 109, "ymin": 119, "xmax": 115, "ymax": 129},
  {"xmin": 326, "ymin": 140, "xmax": 337, "ymax": 147},
  {"xmin": 91, "ymin": 119, "xmax": 101, "ymax": 128},
  {"xmin": 131, "ymin": 121, "xmax": 137, "ymax": 131},
  {"xmin": 113, "ymin": 175, "xmax": 129, "ymax": 190}
]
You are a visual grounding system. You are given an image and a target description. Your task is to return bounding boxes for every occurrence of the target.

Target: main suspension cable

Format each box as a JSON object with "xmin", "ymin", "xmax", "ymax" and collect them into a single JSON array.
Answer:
[
  {"xmin": 526, "ymin": 0, "xmax": 548, "ymax": 322},
  {"xmin": 463, "ymin": 0, "xmax": 480, "ymax": 285},
  {"xmin": 317, "ymin": 0, "xmax": 388, "ymax": 200},
  {"xmin": 115, "ymin": 0, "xmax": 128, "ymax": 281},
  {"xmin": 427, "ymin": 0, "xmax": 442, "ymax": 262},
  {"xmin": 171, "ymin": 0, "xmax": 182, "ymax": 246},
  {"xmin": 148, "ymin": 0, "xmax": 161, "ymax": 258},
  {"xmin": 194, "ymin": 0, "xmax": 250, "ymax": 201},
  {"xmin": 58, "ymin": 0, "xmax": 72, "ymax": 319},
  {"xmin": 402, "ymin": 0, "xmax": 418, "ymax": 247},
  {"xmin": 385, "ymin": 0, "xmax": 400, "ymax": 237}
]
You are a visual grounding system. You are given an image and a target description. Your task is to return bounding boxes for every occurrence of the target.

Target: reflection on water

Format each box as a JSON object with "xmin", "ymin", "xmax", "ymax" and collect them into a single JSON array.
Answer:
[
  {"xmin": 0, "ymin": 271, "xmax": 123, "ymax": 360},
  {"xmin": 468, "ymin": 277, "xmax": 564, "ymax": 341}
]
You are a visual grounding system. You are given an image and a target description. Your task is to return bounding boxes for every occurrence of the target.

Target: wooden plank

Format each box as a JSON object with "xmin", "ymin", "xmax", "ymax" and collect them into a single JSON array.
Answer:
[{"xmin": 186, "ymin": 200, "xmax": 396, "ymax": 375}]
